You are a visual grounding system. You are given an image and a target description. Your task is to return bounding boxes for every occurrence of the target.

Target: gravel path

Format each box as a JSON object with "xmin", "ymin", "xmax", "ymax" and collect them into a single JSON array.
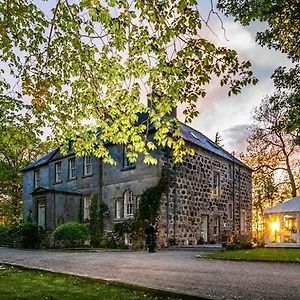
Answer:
[{"xmin": 0, "ymin": 248, "xmax": 299, "ymax": 299}]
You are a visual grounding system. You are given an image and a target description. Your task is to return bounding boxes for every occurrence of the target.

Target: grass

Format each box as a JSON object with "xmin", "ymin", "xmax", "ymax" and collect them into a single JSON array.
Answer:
[
  {"xmin": 0, "ymin": 264, "xmax": 179, "ymax": 300},
  {"xmin": 203, "ymin": 248, "xmax": 300, "ymax": 263}
]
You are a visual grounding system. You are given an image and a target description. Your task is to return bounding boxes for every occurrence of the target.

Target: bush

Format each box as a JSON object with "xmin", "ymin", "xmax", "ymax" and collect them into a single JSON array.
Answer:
[
  {"xmin": 9, "ymin": 222, "xmax": 41, "ymax": 249},
  {"xmin": 53, "ymin": 222, "xmax": 89, "ymax": 248},
  {"xmin": 0, "ymin": 226, "xmax": 11, "ymax": 246}
]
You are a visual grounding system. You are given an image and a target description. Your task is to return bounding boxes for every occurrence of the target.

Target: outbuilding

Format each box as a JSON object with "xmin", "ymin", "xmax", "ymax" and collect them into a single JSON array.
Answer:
[{"xmin": 265, "ymin": 196, "xmax": 300, "ymax": 247}]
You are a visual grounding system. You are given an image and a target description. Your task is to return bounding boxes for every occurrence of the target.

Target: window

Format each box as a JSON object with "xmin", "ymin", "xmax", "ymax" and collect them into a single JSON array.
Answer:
[
  {"xmin": 83, "ymin": 156, "xmax": 92, "ymax": 176},
  {"xmin": 83, "ymin": 195, "xmax": 91, "ymax": 220},
  {"xmin": 124, "ymin": 233, "xmax": 132, "ymax": 246},
  {"xmin": 124, "ymin": 190, "xmax": 134, "ymax": 218},
  {"xmin": 115, "ymin": 199, "xmax": 121, "ymax": 219},
  {"xmin": 55, "ymin": 162, "xmax": 62, "ymax": 182},
  {"xmin": 213, "ymin": 217, "xmax": 220, "ymax": 236},
  {"xmin": 34, "ymin": 170, "xmax": 40, "ymax": 188},
  {"xmin": 241, "ymin": 211, "xmax": 246, "ymax": 233},
  {"xmin": 228, "ymin": 164, "xmax": 233, "ymax": 180},
  {"xmin": 212, "ymin": 172, "xmax": 220, "ymax": 196},
  {"xmin": 68, "ymin": 157, "xmax": 76, "ymax": 179},
  {"xmin": 228, "ymin": 203, "xmax": 233, "ymax": 219},
  {"xmin": 123, "ymin": 146, "xmax": 135, "ymax": 169}
]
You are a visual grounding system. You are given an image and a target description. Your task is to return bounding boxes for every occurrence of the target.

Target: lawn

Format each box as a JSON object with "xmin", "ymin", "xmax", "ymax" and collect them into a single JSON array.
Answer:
[
  {"xmin": 203, "ymin": 248, "xmax": 300, "ymax": 262},
  {"xmin": 0, "ymin": 264, "xmax": 179, "ymax": 300}
]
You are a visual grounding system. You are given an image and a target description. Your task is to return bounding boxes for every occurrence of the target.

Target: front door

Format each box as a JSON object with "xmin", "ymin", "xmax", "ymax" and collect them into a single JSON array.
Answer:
[
  {"xmin": 37, "ymin": 201, "xmax": 46, "ymax": 229},
  {"xmin": 201, "ymin": 215, "xmax": 208, "ymax": 242}
]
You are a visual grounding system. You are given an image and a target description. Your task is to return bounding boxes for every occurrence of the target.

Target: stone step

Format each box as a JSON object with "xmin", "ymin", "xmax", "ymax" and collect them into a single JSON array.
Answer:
[{"xmin": 169, "ymin": 244, "xmax": 225, "ymax": 251}]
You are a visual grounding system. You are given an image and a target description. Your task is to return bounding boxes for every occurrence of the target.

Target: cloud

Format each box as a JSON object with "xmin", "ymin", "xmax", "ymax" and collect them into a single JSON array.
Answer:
[{"xmin": 223, "ymin": 124, "xmax": 253, "ymax": 153}]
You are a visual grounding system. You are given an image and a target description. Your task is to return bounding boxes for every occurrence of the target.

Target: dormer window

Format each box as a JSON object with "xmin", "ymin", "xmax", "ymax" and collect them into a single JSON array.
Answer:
[
  {"xmin": 83, "ymin": 156, "xmax": 92, "ymax": 176},
  {"xmin": 68, "ymin": 157, "xmax": 76, "ymax": 180},
  {"xmin": 34, "ymin": 170, "xmax": 40, "ymax": 188}
]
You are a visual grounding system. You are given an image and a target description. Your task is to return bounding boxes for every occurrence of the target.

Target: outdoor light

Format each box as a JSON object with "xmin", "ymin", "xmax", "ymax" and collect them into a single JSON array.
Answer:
[{"xmin": 270, "ymin": 220, "xmax": 280, "ymax": 232}]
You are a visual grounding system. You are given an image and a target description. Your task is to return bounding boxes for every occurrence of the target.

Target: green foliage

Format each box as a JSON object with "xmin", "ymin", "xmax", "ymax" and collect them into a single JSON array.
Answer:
[
  {"xmin": 218, "ymin": 0, "xmax": 300, "ymax": 135},
  {"xmin": 53, "ymin": 222, "xmax": 89, "ymax": 247},
  {"xmin": 89, "ymin": 194, "xmax": 109, "ymax": 247},
  {"xmin": 0, "ymin": 1, "xmax": 256, "ymax": 165},
  {"xmin": 226, "ymin": 241, "xmax": 252, "ymax": 251},
  {"xmin": 9, "ymin": 222, "xmax": 41, "ymax": 249},
  {"xmin": 0, "ymin": 225, "xmax": 11, "ymax": 245},
  {"xmin": 0, "ymin": 97, "xmax": 47, "ymax": 225},
  {"xmin": 114, "ymin": 170, "xmax": 169, "ymax": 240},
  {"xmin": 217, "ymin": 0, "xmax": 299, "ymax": 61}
]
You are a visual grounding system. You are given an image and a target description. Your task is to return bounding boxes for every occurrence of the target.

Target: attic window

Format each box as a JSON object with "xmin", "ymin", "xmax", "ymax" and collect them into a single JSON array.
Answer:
[{"xmin": 190, "ymin": 132, "xmax": 200, "ymax": 140}]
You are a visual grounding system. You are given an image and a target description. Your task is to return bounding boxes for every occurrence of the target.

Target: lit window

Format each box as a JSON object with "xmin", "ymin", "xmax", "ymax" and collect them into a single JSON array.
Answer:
[
  {"xmin": 124, "ymin": 190, "xmax": 134, "ymax": 218},
  {"xmin": 83, "ymin": 156, "xmax": 92, "ymax": 176},
  {"xmin": 55, "ymin": 162, "xmax": 62, "ymax": 182},
  {"xmin": 213, "ymin": 172, "xmax": 220, "ymax": 196},
  {"xmin": 83, "ymin": 195, "xmax": 91, "ymax": 220},
  {"xmin": 123, "ymin": 146, "xmax": 135, "ymax": 169},
  {"xmin": 115, "ymin": 199, "xmax": 121, "ymax": 219},
  {"xmin": 34, "ymin": 170, "xmax": 40, "ymax": 188},
  {"xmin": 68, "ymin": 157, "xmax": 76, "ymax": 179}
]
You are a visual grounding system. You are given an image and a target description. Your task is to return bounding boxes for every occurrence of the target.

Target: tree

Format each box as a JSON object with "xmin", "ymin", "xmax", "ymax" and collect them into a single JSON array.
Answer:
[
  {"xmin": 214, "ymin": 132, "xmax": 224, "ymax": 147},
  {"xmin": 218, "ymin": 0, "xmax": 300, "ymax": 133},
  {"xmin": 0, "ymin": 97, "xmax": 46, "ymax": 225},
  {"xmin": 0, "ymin": 0, "xmax": 257, "ymax": 164},
  {"xmin": 250, "ymin": 98, "xmax": 299, "ymax": 197}
]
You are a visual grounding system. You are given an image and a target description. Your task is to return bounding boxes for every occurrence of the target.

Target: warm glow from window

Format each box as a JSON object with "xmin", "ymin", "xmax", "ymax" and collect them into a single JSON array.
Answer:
[{"xmin": 270, "ymin": 220, "xmax": 280, "ymax": 232}]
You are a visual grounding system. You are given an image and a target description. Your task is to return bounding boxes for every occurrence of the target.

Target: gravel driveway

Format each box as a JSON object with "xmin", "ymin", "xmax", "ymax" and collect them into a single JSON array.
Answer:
[{"xmin": 0, "ymin": 247, "xmax": 299, "ymax": 299}]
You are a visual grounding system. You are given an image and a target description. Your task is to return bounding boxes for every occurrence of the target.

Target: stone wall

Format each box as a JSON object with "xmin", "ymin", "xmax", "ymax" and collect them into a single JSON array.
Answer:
[{"xmin": 158, "ymin": 144, "xmax": 252, "ymax": 246}]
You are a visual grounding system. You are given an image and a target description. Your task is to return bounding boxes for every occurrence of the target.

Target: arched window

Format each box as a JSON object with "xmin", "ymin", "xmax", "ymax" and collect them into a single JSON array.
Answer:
[{"xmin": 124, "ymin": 190, "xmax": 134, "ymax": 218}]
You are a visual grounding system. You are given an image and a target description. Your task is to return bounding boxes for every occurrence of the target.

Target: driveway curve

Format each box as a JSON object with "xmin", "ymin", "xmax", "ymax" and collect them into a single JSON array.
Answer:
[{"xmin": 0, "ymin": 248, "xmax": 299, "ymax": 299}]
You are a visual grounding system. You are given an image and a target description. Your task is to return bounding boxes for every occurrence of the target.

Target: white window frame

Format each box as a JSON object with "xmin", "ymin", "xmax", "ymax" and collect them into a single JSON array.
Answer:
[
  {"xmin": 124, "ymin": 233, "xmax": 132, "ymax": 246},
  {"xmin": 83, "ymin": 195, "xmax": 91, "ymax": 221},
  {"xmin": 115, "ymin": 199, "xmax": 121, "ymax": 219},
  {"xmin": 213, "ymin": 172, "xmax": 220, "ymax": 196},
  {"xmin": 55, "ymin": 161, "xmax": 62, "ymax": 182},
  {"xmin": 34, "ymin": 170, "xmax": 40, "ymax": 188},
  {"xmin": 68, "ymin": 157, "xmax": 76, "ymax": 179},
  {"xmin": 83, "ymin": 156, "xmax": 92, "ymax": 176},
  {"xmin": 124, "ymin": 190, "xmax": 134, "ymax": 218},
  {"xmin": 213, "ymin": 217, "xmax": 220, "ymax": 236}
]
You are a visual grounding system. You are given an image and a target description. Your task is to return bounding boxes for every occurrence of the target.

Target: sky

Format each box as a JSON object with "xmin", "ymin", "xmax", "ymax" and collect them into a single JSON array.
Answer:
[{"xmin": 177, "ymin": 4, "xmax": 291, "ymax": 153}]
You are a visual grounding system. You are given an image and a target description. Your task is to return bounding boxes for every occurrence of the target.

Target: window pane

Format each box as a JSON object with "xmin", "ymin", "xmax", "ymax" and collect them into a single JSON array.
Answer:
[{"xmin": 83, "ymin": 195, "xmax": 91, "ymax": 220}]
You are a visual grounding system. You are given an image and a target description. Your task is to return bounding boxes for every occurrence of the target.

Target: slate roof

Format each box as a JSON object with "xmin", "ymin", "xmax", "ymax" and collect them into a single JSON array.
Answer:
[
  {"xmin": 22, "ymin": 123, "xmax": 250, "ymax": 171},
  {"xmin": 265, "ymin": 197, "xmax": 300, "ymax": 214},
  {"xmin": 22, "ymin": 149, "xmax": 59, "ymax": 172},
  {"xmin": 180, "ymin": 123, "xmax": 250, "ymax": 169}
]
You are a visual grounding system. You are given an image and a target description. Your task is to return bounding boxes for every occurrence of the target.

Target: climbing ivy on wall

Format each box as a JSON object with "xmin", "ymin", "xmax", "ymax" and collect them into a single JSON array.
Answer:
[
  {"xmin": 89, "ymin": 194, "xmax": 109, "ymax": 248},
  {"xmin": 114, "ymin": 170, "xmax": 169, "ymax": 239}
]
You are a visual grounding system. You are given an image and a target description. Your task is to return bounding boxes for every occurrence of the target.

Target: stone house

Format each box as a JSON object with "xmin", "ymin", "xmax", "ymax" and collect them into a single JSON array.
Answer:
[{"xmin": 22, "ymin": 122, "xmax": 252, "ymax": 246}]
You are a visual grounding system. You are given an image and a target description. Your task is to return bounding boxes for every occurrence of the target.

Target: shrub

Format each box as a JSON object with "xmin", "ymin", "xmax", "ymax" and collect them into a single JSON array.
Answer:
[
  {"xmin": 53, "ymin": 222, "xmax": 89, "ymax": 248},
  {"xmin": 0, "ymin": 226, "xmax": 11, "ymax": 246},
  {"xmin": 9, "ymin": 222, "xmax": 41, "ymax": 249}
]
